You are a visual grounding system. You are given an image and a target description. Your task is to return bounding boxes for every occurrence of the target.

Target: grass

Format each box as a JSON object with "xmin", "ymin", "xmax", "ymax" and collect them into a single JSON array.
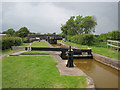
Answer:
[
  {"xmin": 2, "ymin": 49, "xmax": 22, "ymax": 55},
  {"xmin": 31, "ymin": 41, "xmax": 49, "ymax": 47},
  {"xmin": 20, "ymin": 43, "xmax": 30, "ymax": 46},
  {"xmin": 60, "ymin": 40, "xmax": 119, "ymax": 60},
  {"xmin": 2, "ymin": 43, "xmax": 30, "ymax": 55},
  {"xmin": 2, "ymin": 56, "xmax": 87, "ymax": 88},
  {"xmin": 23, "ymin": 41, "xmax": 51, "ymax": 55},
  {"xmin": 21, "ymin": 51, "xmax": 51, "ymax": 55},
  {"xmin": 2, "ymin": 49, "xmax": 12, "ymax": 54}
]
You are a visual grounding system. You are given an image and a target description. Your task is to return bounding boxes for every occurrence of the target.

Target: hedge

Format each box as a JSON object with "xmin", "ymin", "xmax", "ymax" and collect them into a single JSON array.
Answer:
[
  {"xmin": 70, "ymin": 34, "xmax": 95, "ymax": 46},
  {"xmin": 2, "ymin": 36, "xmax": 22, "ymax": 50}
]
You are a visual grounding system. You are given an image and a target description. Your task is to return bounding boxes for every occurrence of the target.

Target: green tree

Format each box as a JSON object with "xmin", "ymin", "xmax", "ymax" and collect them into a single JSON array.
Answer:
[
  {"xmin": 53, "ymin": 32, "xmax": 56, "ymax": 35},
  {"xmin": 2, "ymin": 28, "xmax": 15, "ymax": 36},
  {"xmin": 66, "ymin": 16, "xmax": 77, "ymax": 35},
  {"xmin": 61, "ymin": 15, "xmax": 97, "ymax": 36},
  {"xmin": 15, "ymin": 27, "xmax": 30, "ymax": 42},
  {"xmin": 15, "ymin": 27, "xmax": 30, "ymax": 38},
  {"xmin": 36, "ymin": 32, "xmax": 41, "ymax": 35},
  {"xmin": 80, "ymin": 16, "xmax": 97, "ymax": 34},
  {"xmin": 74, "ymin": 15, "xmax": 83, "ymax": 34},
  {"xmin": 111, "ymin": 30, "xmax": 120, "ymax": 40}
]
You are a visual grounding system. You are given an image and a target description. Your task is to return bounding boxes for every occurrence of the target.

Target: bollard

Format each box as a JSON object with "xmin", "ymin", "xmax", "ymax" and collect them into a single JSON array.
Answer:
[{"xmin": 66, "ymin": 46, "xmax": 74, "ymax": 67}]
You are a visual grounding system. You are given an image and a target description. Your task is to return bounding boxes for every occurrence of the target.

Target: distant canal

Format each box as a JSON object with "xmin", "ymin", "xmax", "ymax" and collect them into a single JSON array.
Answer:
[{"xmin": 51, "ymin": 43, "xmax": 119, "ymax": 88}]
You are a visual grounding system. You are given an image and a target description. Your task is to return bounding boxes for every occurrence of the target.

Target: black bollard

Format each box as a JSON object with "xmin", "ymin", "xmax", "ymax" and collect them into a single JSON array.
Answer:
[{"xmin": 66, "ymin": 46, "xmax": 74, "ymax": 67}]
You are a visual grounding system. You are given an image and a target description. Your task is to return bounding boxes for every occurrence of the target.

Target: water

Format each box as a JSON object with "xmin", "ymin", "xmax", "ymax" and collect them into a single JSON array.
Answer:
[
  {"xmin": 51, "ymin": 43, "xmax": 119, "ymax": 88},
  {"xmin": 74, "ymin": 59, "xmax": 119, "ymax": 88}
]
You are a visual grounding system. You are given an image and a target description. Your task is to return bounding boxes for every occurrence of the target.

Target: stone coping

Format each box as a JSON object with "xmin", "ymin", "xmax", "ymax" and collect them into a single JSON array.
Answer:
[{"xmin": 93, "ymin": 53, "xmax": 120, "ymax": 71}]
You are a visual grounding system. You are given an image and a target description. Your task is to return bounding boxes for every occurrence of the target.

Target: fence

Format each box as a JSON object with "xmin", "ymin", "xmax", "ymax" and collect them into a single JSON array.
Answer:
[{"xmin": 107, "ymin": 40, "xmax": 120, "ymax": 52}]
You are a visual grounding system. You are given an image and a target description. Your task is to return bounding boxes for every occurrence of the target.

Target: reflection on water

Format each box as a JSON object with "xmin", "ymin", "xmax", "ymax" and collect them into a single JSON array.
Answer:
[
  {"xmin": 74, "ymin": 59, "xmax": 119, "ymax": 88},
  {"xmin": 51, "ymin": 43, "xmax": 119, "ymax": 88}
]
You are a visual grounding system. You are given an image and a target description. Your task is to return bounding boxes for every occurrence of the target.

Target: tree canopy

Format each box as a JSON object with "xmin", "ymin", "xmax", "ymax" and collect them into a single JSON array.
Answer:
[
  {"xmin": 61, "ymin": 15, "xmax": 97, "ymax": 38},
  {"xmin": 15, "ymin": 27, "xmax": 30, "ymax": 38},
  {"xmin": 2, "ymin": 28, "xmax": 15, "ymax": 36}
]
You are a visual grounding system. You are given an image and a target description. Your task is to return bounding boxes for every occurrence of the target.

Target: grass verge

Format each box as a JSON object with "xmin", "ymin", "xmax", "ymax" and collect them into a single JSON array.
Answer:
[
  {"xmin": 24, "ymin": 41, "xmax": 51, "ymax": 55},
  {"xmin": 31, "ymin": 41, "xmax": 49, "ymax": 47},
  {"xmin": 20, "ymin": 43, "xmax": 30, "ymax": 46},
  {"xmin": 2, "ymin": 56, "xmax": 87, "ymax": 88},
  {"xmin": 60, "ymin": 41, "xmax": 119, "ymax": 60},
  {"xmin": 21, "ymin": 51, "xmax": 51, "ymax": 55}
]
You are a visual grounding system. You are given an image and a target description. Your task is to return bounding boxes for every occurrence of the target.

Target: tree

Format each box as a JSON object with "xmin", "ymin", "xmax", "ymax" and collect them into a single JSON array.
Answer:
[
  {"xmin": 15, "ymin": 27, "xmax": 30, "ymax": 38},
  {"xmin": 61, "ymin": 15, "xmax": 97, "ymax": 36},
  {"xmin": 74, "ymin": 15, "xmax": 83, "ymax": 34},
  {"xmin": 2, "ymin": 28, "xmax": 15, "ymax": 36},
  {"xmin": 53, "ymin": 32, "xmax": 56, "ymax": 35},
  {"xmin": 36, "ymin": 32, "xmax": 41, "ymax": 35},
  {"xmin": 61, "ymin": 24, "xmax": 68, "ymax": 39},
  {"xmin": 66, "ymin": 16, "xmax": 77, "ymax": 35},
  {"xmin": 111, "ymin": 30, "xmax": 120, "ymax": 40},
  {"xmin": 80, "ymin": 16, "xmax": 97, "ymax": 34}
]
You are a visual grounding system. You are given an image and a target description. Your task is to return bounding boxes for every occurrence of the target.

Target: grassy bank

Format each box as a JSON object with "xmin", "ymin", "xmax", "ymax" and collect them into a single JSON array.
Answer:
[
  {"xmin": 21, "ymin": 51, "xmax": 51, "ymax": 55},
  {"xmin": 2, "ymin": 56, "xmax": 87, "ymax": 88},
  {"xmin": 22, "ymin": 40, "xmax": 51, "ymax": 55},
  {"xmin": 60, "ymin": 41, "xmax": 119, "ymax": 60},
  {"xmin": 20, "ymin": 43, "xmax": 30, "ymax": 46},
  {"xmin": 31, "ymin": 41, "xmax": 49, "ymax": 47},
  {"xmin": 2, "ymin": 43, "xmax": 30, "ymax": 55}
]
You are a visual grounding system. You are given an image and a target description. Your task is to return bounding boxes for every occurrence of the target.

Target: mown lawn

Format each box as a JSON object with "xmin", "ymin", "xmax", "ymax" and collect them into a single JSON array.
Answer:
[
  {"xmin": 60, "ymin": 41, "xmax": 119, "ymax": 60},
  {"xmin": 20, "ymin": 43, "xmax": 30, "ymax": 46},
  {"xmin": 21, "ymin": 51, "xmax": 51, "ymax": 55},
  {"xmin": 2, "ymin": 56, "xmax": 87, "ymax": 88},
  {"xmin": 23, "ymin": 41, "xmax": 51, "ymax": 54},
  {"xmin": 31, "ymin": 41, "xmax": 49, "ymax": 47}
]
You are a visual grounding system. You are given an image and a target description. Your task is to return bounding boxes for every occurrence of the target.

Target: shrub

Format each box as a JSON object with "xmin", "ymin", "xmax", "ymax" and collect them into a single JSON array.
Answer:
[
  {"xmin": 23, "ymin": 37, "xmax": 29, "ymax": 43},
  {"xmin": 2, "ymin": 36, "xmax": 22, "ymax": 50},
  {"xmin": 71, "ymin": 34, "xmax": 95, "ymax": 45},
  {"xmin": 96, "ymin": 30, "xmax": 120, "ymax": 42}
]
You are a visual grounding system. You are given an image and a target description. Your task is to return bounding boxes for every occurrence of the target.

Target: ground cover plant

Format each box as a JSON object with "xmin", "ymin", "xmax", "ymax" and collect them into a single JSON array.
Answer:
[{"xmin": 2, "ymin": 56, "xmax": 87, "ymax": 88}]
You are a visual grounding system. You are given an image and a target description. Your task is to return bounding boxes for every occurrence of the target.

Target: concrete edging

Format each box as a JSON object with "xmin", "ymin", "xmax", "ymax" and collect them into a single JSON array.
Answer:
[{"xmin": 93, "ymin": 53, "xmax": 120, "ymax": 71}]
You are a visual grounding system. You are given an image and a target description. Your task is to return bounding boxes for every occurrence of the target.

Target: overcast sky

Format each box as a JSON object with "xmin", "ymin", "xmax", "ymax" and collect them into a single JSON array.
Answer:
[{"xmin": 1, "ymin": 1, "xmax": 119, "ymax": 35}]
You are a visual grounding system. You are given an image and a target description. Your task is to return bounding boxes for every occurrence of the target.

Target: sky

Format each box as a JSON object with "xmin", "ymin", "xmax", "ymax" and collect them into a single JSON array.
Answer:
[{"xmin": 1, "ymin": 1, "xmax": 119, "ymax": 35}]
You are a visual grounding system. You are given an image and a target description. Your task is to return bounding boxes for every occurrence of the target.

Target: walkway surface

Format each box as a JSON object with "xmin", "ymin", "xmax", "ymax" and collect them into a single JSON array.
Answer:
[{"xmin": 53, "ymin": 54, "xmax": 87, "ymax": 76}]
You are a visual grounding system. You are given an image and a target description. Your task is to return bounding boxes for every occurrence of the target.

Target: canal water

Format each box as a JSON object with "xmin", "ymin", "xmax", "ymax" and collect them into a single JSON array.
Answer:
[
  {"xmin": 74, "ymin": 59, "xmax": 119, "ymax": 88},
  {"xmin": 51, "ymin": 43, "xmax": 119, "ymax": 88}
]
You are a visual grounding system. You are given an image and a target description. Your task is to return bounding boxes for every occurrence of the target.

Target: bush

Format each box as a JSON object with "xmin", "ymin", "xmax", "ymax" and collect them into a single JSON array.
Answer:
[
  {"xmin": 23, "ymin": 37, "xmax": 29, "ymax": 43},
  {"xmin": 2, "ymin": 36, "xmax": 22, "ymax": 50},
  {"xmin": 96, "ymin": 30, "xmax": 120, "ymax": 42},
  {"xmin": 70, "ymin": 34, "xmax": 95, "ymax": 45}
]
